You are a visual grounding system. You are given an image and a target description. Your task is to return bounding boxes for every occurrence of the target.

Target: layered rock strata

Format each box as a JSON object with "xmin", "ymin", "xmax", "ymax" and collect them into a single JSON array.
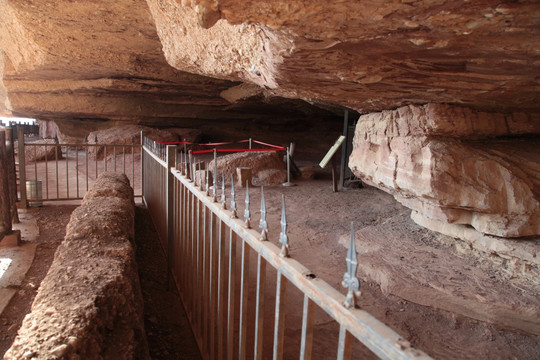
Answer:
[
  {"xmin": 348, "ymin": 104, "xmax": 540, "ymax": 238},
  {"xmin": 148, "ymin": 0, "xmax": 540, "ymax": 113},
  {"xmin": 4, "ymin": 172, "xmax": 149, "ymax": 359}
]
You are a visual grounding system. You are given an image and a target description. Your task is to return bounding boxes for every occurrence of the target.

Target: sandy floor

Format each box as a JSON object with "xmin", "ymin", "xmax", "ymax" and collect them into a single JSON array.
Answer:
[{"xmin": 4, "ymin": 148, "xmax": 540, "ymax": 359}]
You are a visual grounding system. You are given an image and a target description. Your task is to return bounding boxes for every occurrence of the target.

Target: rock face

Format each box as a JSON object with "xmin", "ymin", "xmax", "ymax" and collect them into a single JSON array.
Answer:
[
  {"xmin": 148, "ymin": 0, "xmax": 540, "ymax": 114},
  {"xmin": 349, "ymin": 104, "xmax": 540, "ymax": 238},
  {"xmin": 4, "ymin": 173, "xmax": 149, "ymax": 360},
  {"xmin": 0, "ymin": 0, "xmax": 341, "ymax": 132}
]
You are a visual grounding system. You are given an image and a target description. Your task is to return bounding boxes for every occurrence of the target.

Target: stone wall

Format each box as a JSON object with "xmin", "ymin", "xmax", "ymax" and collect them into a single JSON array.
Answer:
[
  {"xmin": 4, "ymin": 173, "xmax": 149, "ymax": 360},
  {"xmin": 349, "ymin": 103, "xmax": 540, "ymax": 238}
]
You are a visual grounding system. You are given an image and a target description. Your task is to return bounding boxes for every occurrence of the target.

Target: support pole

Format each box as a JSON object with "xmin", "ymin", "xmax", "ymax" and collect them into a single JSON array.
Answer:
[
  {"xmin": 4, "ymin": 128, "xmax": 19, "ymax": 223},
  {"xmin": 339, "ymin": 109, "xmax": 349, "ymax": 190},
  {"xmin": 0, "ymin": 131, "xmax": 12, "ymax": 238},
  {"xmin": 282, "ymin": 147, "xmax": 296, "ymax": 187},
  {"xmin": 17, "ymin": 127, "xmax": 27, "ymax": 209}
]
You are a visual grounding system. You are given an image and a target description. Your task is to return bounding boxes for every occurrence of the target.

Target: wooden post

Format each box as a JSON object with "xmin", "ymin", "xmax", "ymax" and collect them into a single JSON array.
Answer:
[
  {"xmin": 4, "ymin": 128, "xmax": 19, "ymax": 223},
  {"xmin": 18, "ymin": 127, "xmax": 27, "ymax": 208},
  {"xmin": 0, "ymin": 131, "xmax": 13, "ymax": 238}
]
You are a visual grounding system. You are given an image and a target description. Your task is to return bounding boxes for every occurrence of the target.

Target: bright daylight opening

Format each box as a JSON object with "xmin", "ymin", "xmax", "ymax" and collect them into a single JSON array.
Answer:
[
  {"xmin": 0, "ymin": 257, "xmax": 13, "ymax": 281},
  {"xmin": 0, "ymin": 117, "xmax": 36, "ymax": 126}
]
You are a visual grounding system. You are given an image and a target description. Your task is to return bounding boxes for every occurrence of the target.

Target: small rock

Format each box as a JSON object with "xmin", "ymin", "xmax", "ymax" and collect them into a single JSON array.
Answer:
[{"xmin": 51, "ymin": 344, "xmax": 69, "ymax": 357}]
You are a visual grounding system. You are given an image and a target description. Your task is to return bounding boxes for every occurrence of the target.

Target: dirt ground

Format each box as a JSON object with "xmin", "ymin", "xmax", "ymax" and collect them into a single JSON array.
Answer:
[{"xmin": 1, "ymin": 149, "xmax": 539, "ymax": 359}]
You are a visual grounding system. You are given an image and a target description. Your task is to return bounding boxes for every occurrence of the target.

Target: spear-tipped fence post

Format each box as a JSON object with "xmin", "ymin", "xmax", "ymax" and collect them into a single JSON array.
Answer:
[
  {"xmin": 259, "ymin": 186, "xmax": 268, "ymax": 241},
  {"xmin": 198, "ymin": 162, "xmax": 203, "ymax": 190},
  {"xmin": 221, "ymin": 173, "xmax": 227, "ymax": 209},
  {"xmin": 179, "ymin": 151, "xmax": 184, "ymax": 175},
  {"xmin": 212, "ymin": 149, "xmax": 217, "ymax": 202},
  {"xmin": 244, "ymin": 181, "xmax": 251, "ymax": 228},
  {"xmin": 183, "ymin": 152, "xmax": 187, "ymax": 176},
  {"xmin": 342, "ymin": 222, "xmax": 361, "ymax": 308},
  {"xmin": 230, "ymin": 174, "xmax": 237, "ymax": 218},
  {"xmin": 279, "ymin": 195, "xmax": 289, "ymax": 257},
  {"xmin": 188, "ymin": 150, "xmax": 193, "ymax": 181},
  {"xmin": 205, "ymin": 163, "xmax": 210, "ymax": 196}
]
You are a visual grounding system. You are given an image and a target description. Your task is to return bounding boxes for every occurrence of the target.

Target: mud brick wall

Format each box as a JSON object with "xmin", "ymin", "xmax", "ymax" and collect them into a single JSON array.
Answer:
[{"xmin": 4, "ymin": 172, "xmax": 149, "ymax": 360}]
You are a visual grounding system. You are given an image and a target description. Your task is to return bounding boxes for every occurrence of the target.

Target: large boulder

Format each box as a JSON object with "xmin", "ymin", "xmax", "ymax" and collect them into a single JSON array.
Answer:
[
  {"xmin": 349, "ymin": 103, "xmax": 540, "ymax": 238},
  {"xmin": 87, "ymin": 125, "xmax": 200, "ymax": 160},
  {"xmin": 208, "ymin": 150, "xmax": 286, "ymax": 186},
  {"xmin": 24, "ymin": 138, "xmax": 63, "ymax": 163}
]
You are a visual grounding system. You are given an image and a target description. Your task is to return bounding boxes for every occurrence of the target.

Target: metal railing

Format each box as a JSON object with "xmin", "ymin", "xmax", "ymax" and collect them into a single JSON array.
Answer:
[
  {"xmin": 18, "ymin": 128, "xmax": 142, "ymax": 204},
  {"xmin": 142, "ymin": 139, "xmax": 432, "ymax": 360}
]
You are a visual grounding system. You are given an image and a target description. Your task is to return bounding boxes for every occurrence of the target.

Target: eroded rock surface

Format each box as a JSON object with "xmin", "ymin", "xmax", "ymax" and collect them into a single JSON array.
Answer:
[
  {"xmin": 208, "ymin": 151, "xmax": 286, "ymax": 186},
  {"xmin": 4, "ymin": 173, "xmax": 149, "ymax": 360},
  {"xmin": 349, "ymin": 104, "xmax": 540, "ymax": 238},
  {"xmin": 149, "ymin": 0, "xmax": 540, "ymax": 113}
]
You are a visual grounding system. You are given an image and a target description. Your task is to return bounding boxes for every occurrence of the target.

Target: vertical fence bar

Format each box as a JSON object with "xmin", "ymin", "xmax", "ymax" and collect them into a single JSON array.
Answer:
[
  {"xmin": 195, "ymin": 195, "xmax": 202, "ymax": 338},
  {"xmin": 44, "ymin": 145, "xmax": 49, "ymax": 199},
  {"xmin": 166, "ymin": 145, "xmax": 176, "ymax": 289},
  {"xmin": 76, "ymin": 145, "xmax": 79, "ymax": 198},
  {"xmin": 140, "ymin": 132, "xmax": 144, "ymax": 198},
  {"xmin": 300, "ymin": 295, "xmax": 315, "ymax": 360},
  {"xmin": 273, "ymin": 272, "xmax": 288, "ymax": 360},
  {"xmin": 227, "ymin": 229, "xmax": 237, "ymax": 360},
  {"xmin": 85, "ymin": 144, "xmax": 89, "ymax": 193},
  {"xmin": 337, "ymin": 326, "xmax": 353, "ymax": 360},
  {"xmin": 201, "ymin": 201, "xmax": 209, "ymax": 354},
  {"xmin": 17, "ymin": 128, "xmax": 27, "ymax": 208},
  {"xmin": 217, "ymin": 220, "xmax": 227, "ymax": 360},
  {"xmin": 55, "ymin": 143, "xmax": 59, "ymax": 198},
  {"xmin": 238, "ymin": 240, "xmax": 250, "ymax": 360},
  {"xmin": 34, "ymin": 145, "xmax": 37, "ymax": 181},
  {"xmin": 253, "ymin": 254, "xmax": 266, "ymax": 360},
  {"xmin": 95, "ymin": 145, "xmax": 98, "ymax": 180},
  {"xmin": 65, "ymin": 145, "xmax": 69, "ymax": 198},
  {"xmin": 209, "ymin": 212, "xmax": 217, "ymax": 359}
]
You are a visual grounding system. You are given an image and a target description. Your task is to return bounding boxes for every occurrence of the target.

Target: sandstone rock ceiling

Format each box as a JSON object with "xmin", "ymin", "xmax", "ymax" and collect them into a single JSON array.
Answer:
[
  {"xmin": 149, "ymin": 0, "xmax": 540, "ymax": 113},
  {"xmin": 1, "ymin": 0, "xmax": 539, "ymax": 125},
  {"xmin": 0, "ymin": 0, "xmax": 340, "ymax": 124}
]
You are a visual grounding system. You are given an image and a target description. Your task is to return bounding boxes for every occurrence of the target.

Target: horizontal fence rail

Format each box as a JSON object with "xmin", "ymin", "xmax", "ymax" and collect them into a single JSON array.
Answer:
[
  {"xmin": 19, "ymin": 130, "xmax": 141, "ymax": 203},
  {"xmin": 142, "ymin": 139, "xmax": 432, "ymax": 360}
]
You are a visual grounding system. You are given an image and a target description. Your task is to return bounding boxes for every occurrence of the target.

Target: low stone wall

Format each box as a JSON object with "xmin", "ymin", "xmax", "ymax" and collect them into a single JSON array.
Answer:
[{"xmin": 4, "ymin": 172, "xmax": 149, "ymax": 360}]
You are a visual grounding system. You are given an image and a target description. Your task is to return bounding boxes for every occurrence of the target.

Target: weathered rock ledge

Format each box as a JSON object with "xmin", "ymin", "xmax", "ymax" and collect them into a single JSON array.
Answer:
[
  {"xmin": 349, "ymin": 103, "xmax": 540, "ymax": 238},
  {"xmin": 4, "ymin": 173, "xmax": 149, "ymax": 360}
]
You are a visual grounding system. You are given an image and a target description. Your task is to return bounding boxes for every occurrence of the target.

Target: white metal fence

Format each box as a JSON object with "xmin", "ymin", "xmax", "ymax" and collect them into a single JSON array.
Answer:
[
  {"xmin": 17, "ymin": 128, "xmax": 142, "ymax": 205},
  {"xmin": 142, "ymin": 139, "xmax": 432, "ymax": 360}
]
